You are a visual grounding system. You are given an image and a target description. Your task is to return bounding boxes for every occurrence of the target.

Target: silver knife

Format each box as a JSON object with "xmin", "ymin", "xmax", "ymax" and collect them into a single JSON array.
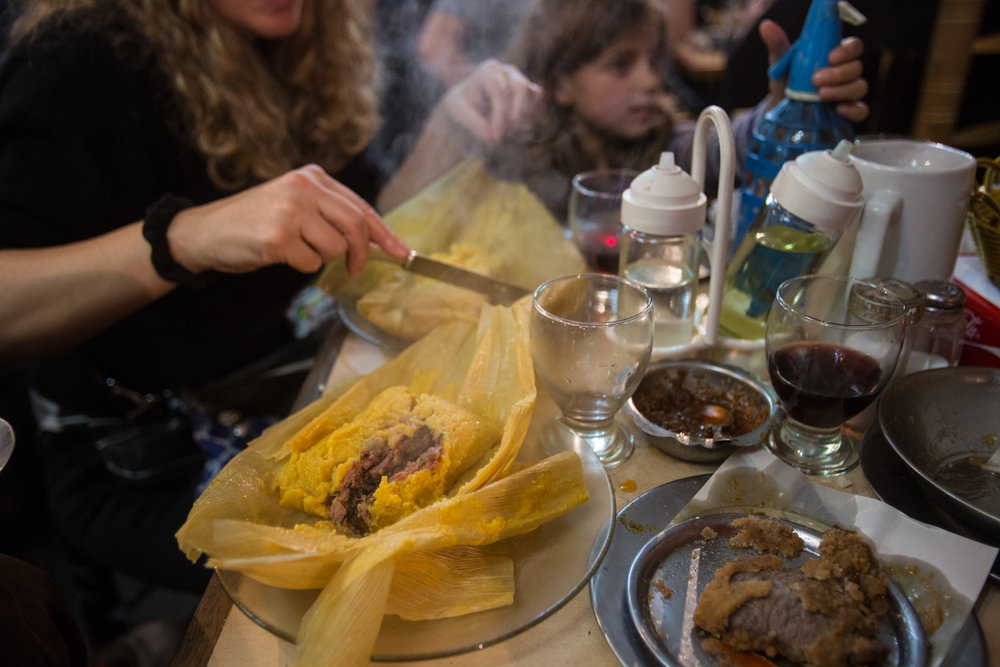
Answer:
[{"xmin": 368, "ymin": 247, "xmax": 531, "ymax": 305}]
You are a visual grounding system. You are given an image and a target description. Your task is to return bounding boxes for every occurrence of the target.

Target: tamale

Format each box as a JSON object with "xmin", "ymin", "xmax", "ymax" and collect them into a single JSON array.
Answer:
[
  {"xmin": 175, "ymin": 300, "xmax": 590, "ymax": 667},
  {"xmin": 356, "ymin": 244, "xmax": 489, "ymax": 340},
  {"xmin": 295, "ymin": 450, "xmax": 589, "ymax": 667},
  {"xmin": 276, "ymin": 386, "xmax": 498, "ymax": 534},
  {"xmin": 318, "ymin": 158, "xmax": 587, "ymax": 341}
]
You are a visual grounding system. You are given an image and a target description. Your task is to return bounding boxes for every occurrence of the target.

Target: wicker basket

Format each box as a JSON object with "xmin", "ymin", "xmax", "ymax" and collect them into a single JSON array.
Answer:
[{"xmin": 969, "ymin": 157, "xmax": 1000, "ymax": 288}]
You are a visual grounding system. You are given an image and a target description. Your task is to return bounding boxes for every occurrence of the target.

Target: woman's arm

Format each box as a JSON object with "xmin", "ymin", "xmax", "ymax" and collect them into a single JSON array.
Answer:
[
  {"xmin": 0, "ymin": 165, "xmax": 407, "ymax": 364},
  {"xmin": 0, "ymin": 222, "xmax": 171, "ymax": 363}
]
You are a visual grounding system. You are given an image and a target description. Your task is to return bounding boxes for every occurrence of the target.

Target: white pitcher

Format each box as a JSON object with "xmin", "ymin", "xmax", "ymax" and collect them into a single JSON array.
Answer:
[{"xmin": 821, "ymin": 138, "xmax": 976, "ymax": 282}]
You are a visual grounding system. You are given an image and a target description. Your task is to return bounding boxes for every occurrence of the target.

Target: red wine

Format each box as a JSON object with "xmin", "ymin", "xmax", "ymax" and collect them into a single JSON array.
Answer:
[
  {"xmin": 768, "ymin": 342, "xmax": 884, "ymax": 428},
  {"xmin": 579, "ymin": 230, "xmax": 621, "ymax": 273}
]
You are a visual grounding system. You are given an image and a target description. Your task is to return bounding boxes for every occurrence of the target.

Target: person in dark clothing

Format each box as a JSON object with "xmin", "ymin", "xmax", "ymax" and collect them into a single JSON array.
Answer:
[
  {"xmin": 0, "ymin": 0, "xmax": 410, "ymax": 612},
  {"xmin": 0, "ymin": 554, "xmax": 88, "ymax": 667},
  {"xmin": 710, "ymin": 0, "xmax": 940, "ymax": 137},
  {"xmin": 368, "ymin": 0, "xmax": 439, "ymax": 176}
]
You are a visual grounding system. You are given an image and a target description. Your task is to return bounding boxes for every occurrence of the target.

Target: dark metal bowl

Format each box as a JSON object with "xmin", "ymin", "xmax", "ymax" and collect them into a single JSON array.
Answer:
[
  {"xmin": 877, "ymin": 366, "xmax": 1000, "ymax": 536},
  {"xmin": 625, "ymin": 359, "xmax": 781, "ymax": 463}
]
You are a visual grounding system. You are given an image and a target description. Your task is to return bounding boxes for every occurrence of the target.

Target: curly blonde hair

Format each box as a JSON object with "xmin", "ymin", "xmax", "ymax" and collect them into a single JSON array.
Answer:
[{"xmin": 12, "ymin": 0, "xmax": 378, "ymax": 191}]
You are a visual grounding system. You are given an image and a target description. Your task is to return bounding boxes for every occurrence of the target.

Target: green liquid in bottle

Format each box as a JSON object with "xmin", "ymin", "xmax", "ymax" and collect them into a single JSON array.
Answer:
[{"xmin": 719, "ymin": 226, "xmax": 836, "ymax": 339}]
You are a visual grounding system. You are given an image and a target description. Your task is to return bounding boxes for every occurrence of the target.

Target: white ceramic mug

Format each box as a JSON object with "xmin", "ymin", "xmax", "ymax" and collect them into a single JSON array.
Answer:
[{"xmin": 828, "ymin": 138, "xmax": 976, "ymax": 283}]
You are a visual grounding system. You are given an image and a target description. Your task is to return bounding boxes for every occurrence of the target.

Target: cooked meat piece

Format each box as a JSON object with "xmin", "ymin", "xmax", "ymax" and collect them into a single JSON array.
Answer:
[
  {"xmin": 818, "ymin": 527, "xmax": 889, "ymax": 616},
  {"xmin": 695, "ymin": 520, "xmax": 891, "ymax": 666},
  {"xmin": 729, "ymin": 515, "xmax": 805, "ymax": 557},
  {"xmin": 694, "ymin": 555, "xmax": 783, "ymax": 638},
  {"xmin": 328, "ymin": 425, "xmax": 443, "ymax": 535}
]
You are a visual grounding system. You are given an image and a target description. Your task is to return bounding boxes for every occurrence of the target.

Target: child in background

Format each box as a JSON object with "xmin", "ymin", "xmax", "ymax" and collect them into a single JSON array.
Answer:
[{"xmin": 378, "ymin": 0, "xmax": 868, "ymax": 221}]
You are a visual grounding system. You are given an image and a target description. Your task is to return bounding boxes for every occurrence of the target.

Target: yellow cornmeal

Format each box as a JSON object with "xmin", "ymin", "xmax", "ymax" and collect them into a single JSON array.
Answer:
[{"xmin": 276, "ymin": 386, "xmax": 495, "ymax": 533}]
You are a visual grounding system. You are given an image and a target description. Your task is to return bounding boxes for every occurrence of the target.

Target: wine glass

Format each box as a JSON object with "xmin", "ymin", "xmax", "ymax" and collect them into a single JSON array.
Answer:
[
  {"xmin": 531, "ymin": 273, "xmax": 654, "ymax": 467},
  {"xmin": 764, "ymin": 274, "xmax": 906, "ymax": 476},
  {"xmin": 568, "ymin": 169, "xmax": 638, "ymax": 273}
]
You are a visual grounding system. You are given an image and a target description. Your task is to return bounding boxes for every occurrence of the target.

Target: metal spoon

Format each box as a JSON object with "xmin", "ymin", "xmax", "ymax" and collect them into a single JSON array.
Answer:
[
  {"xmin": 699, "ymin": 404, "xmax": 734, "ymax": 428},
  {"xmin": 0, "ymin": 418, "xmax": 14, "ymax": 473}
]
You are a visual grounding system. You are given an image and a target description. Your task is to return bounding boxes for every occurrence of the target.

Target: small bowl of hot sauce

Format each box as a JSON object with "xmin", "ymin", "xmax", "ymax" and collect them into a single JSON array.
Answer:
[{"xmin": 626, "ymin": 359, "xmax": 781, "ymax": 463}]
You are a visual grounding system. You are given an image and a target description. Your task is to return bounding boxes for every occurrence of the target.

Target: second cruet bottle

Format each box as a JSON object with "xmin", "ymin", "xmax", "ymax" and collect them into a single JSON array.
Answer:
[{"xmin": 719, "ymin": 139, "xmax": 865, "ymax": 340}]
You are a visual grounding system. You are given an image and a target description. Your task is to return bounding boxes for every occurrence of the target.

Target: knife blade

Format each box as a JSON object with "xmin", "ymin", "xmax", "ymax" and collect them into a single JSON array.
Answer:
[{"xmin": 368, "ymin": 247, "xmax": 531, "ymax": 305}]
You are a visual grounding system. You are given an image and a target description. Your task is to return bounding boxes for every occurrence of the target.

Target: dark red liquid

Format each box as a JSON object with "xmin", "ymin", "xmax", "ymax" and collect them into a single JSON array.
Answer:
[
  {"xmin": 767, "ymin": 342, "xmax": 884, "ymax": 428},
  {"xmin": 581, "ymin": 231, "xmax": 620, "ymax": 273}
]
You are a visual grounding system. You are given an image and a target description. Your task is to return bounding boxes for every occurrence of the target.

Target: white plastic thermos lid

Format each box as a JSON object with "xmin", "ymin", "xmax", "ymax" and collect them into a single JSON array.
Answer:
[
  {"xmin": 621, "ymin": 152, "xmax": 707, "ymax": 234},
  {"xmin": 769, "ymin": 139, "xmax": 865, "ymax": 231}
]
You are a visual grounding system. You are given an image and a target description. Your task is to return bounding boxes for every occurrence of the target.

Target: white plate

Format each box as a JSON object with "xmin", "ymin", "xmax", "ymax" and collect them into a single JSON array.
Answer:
[{"xmin": 336, "ymin": 299, "xmax": 411, "ymax": 352}]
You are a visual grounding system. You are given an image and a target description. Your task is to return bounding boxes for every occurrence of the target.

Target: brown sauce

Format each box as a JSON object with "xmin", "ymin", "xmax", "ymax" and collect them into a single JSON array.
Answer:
[
  {"xmin": 632, "ymin": 366, "xmax": 769, "ymax": 440},
  {"xmin": 701, "ymin": 637, "xmax": 778, "ymax": 667}
]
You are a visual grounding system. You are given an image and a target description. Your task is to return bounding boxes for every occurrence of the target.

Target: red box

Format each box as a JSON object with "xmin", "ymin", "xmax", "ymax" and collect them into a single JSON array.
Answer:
[{"xmin": 952, "ymin": 254, "xmax": 1000, "ymax": 368}]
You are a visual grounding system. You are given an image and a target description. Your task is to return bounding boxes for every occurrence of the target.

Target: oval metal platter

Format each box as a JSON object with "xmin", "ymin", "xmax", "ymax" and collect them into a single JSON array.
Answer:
[
  {"xmin": 624, "ymin": 513, "xmax": 926, "ymax": 667},
  {"xmin": 589, "ymin": 478, "xmax": 987, "ymax": 667}
]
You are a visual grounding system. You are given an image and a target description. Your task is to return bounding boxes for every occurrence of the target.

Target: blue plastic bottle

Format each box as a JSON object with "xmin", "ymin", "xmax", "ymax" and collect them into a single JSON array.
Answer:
[{"xmin": 734, "ymin": 0, "xmax": 866, "ymax": 253}]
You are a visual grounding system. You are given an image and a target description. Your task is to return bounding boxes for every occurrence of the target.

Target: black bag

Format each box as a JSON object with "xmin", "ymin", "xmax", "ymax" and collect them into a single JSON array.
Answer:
[
  {"xmin": 92, "ymin": 414, "xmax": 202, "ymax": 483},
  {"xmin": 90, "ymin": 324, "xmax": 331, "ymax": 483}
]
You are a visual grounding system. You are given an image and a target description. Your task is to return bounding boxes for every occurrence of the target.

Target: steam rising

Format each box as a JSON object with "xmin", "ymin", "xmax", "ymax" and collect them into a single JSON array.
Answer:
[{"xmin": 369, "ymin": 1, "xmax": 531, "ymax": 175}]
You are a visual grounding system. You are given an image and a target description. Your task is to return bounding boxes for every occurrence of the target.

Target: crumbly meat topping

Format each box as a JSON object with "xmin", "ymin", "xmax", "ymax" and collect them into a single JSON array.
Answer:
[
  {"xmin": 729, "ymin": 515, "xmax": 805, "ymax": 557},
  {"xmin": 694, "ymin": 518, "xmax": 891, "ymax": 667}
]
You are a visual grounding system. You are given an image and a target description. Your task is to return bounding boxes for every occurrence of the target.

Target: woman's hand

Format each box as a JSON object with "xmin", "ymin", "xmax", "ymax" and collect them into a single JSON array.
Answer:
[
  {"xmin": 435, "ymin": 59, "xmax": 544, "ymax": 145},
  {"xmin": 759, "ymin": 19, "xmax": 869, "ymax": 123},
  {"xmin": 168, "ymin": 165, "xmax": 408, "ymax": 277},
  {"xmin": 0, "ymin": 166, "xmax": 404, "ymax": 362}
]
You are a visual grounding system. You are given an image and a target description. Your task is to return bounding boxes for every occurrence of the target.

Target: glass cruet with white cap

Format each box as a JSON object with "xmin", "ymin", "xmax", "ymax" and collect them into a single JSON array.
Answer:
[
  {"xmin": 619, "ymin": 106, "xmax": 736, "ymax": 352},
  {"xmin": 719, "ymin": 139, "xmax": 865, "ymax": 340},
  {"xmin": 620, "ymin": 152, "xmax": 705, "ymax": 349}
]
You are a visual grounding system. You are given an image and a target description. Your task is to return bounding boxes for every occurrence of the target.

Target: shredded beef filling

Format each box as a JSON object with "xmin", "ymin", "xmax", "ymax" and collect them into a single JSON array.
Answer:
[{"xmin": 328, "ymin": 425, "xmax": 443, "ymax": 535}]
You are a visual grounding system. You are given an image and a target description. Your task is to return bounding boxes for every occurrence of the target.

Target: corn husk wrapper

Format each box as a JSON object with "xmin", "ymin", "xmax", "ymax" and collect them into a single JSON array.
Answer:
[
  {"xmin": 318, "ymin": 158, "xmax": 587, "ymax": 340},
  {"xmin": 175, "ymin": 300, "xmax": 590, "ymax": 666}
]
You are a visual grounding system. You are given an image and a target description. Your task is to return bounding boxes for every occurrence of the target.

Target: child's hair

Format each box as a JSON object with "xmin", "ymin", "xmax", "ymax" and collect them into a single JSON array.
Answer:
[
  {"xmin": 11, "ymin": 0, "xmax": 377, "ymax": 191},
  {"xmin": 504, "ymin": 0, "xmax": 675, "ymax": 178}
]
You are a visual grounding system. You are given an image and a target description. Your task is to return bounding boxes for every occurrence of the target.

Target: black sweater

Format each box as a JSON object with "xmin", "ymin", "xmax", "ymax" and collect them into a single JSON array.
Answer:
[{"xmin": 0, "ymin": 11, "xmax": 376, "ymax": 413}]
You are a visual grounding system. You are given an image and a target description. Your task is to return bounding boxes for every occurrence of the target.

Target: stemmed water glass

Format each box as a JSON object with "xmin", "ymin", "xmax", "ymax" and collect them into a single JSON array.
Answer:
[
  {"xmin": 764, "ymin": 274, "xmax": 906, "ymax": 476},
  {"xmin": 531, "ymin": 273, "xmax": 654, "ymax": 467}
]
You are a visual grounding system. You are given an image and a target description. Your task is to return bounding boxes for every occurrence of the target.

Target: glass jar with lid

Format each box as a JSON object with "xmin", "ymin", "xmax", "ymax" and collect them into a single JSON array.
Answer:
[
  {"xmin": 845, "ymin": 277, "xmax": 923, "ymax": 431},
  {"xmin": 905, "ymin": 280, "xmax": 967, "ymax": 372},
  {"xmin": 849, "ymin": 278, "xmax": 924, "ymax": 378}
]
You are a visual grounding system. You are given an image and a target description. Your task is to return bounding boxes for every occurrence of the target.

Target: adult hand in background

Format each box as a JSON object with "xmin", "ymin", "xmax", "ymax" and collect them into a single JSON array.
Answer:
[
  {"xmin": 759, "ymin": 19, "xmax": 869, "ymax": 123},
  {"xmin": 375, "ymin": 59, "xmax": 545, "ymax": 213}
]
